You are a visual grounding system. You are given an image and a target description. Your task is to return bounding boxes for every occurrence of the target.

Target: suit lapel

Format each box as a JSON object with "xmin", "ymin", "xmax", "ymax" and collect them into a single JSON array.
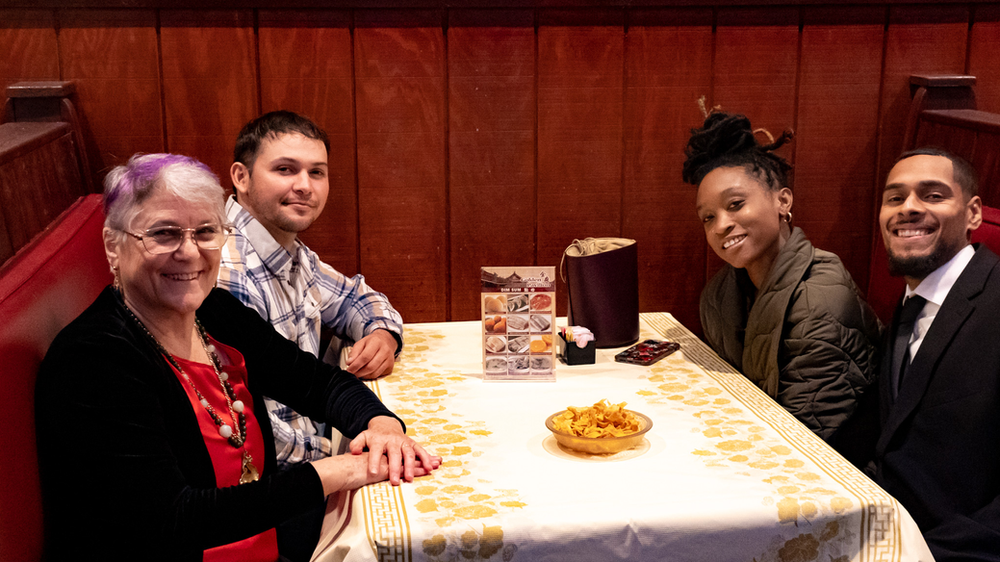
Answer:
[
  {"xmin": 878, "ymin": 300, "xmax": 903, "ymax": 428},
  {"xmin": 876, "ymin": 245, "xmax": 997, "ymax": 455}
]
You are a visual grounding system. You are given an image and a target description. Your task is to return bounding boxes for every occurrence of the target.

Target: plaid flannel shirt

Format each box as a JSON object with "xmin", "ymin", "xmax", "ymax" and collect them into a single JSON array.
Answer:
[{"xmin": 218, "ymin": 197, "xmax": 403, "ymax": 469}]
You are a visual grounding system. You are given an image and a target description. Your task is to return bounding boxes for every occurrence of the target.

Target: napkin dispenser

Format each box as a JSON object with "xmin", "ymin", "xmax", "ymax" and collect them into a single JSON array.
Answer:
[
  {"xmin": 562, "ymin": 238, "xmax": 640, "ymax": 348},
  {"xmin": 557, "ymin": 332, "xmax": 596, "ymax": 365}
]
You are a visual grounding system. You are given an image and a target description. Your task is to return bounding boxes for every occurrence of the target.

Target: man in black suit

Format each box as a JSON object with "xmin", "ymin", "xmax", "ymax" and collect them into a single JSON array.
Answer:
[{"xmin": 875, "ymin": 147, "xmax": 1000, "ymax": 561}]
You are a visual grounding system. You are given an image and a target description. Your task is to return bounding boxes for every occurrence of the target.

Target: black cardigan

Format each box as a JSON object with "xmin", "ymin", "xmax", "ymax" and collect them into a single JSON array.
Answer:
[{"xmin": 35, "ymin": 287, "xmax": 401, "ymax": 561}]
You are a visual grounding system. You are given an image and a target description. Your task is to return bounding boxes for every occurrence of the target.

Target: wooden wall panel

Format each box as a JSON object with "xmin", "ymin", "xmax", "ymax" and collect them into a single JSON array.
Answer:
[
  {"xmin": 0, "ymin": 10, "xmax": 60, "ymax": 95},
  {"xmin": 795, "ymin": 8, "xmax": 884, "ymax": 290},
  {"xmin": 0, "ymin": 130, "xmax": 83, "ymax": 252},
  {"xmin": 7, "ymin": 4, "xmax": 1000, "ymax": 324},
  {"xmin": 714, "ymin": 8, "xmax": 799, "ymax": 151},
  {"xmin": 914, "ymin": 115, "xmax": 1000, "ymax": 204},
  {"xmin": 354, "ymin": 10, "xmax": 447, "ymax": 323},
  {"xmin": 57, "ymin": 10, "xmax": 163, "ymax": 184},
  {"xmin": 623, "ymin": 8, "xmax": 712, "ymax": 331},
  {"xmin": 969, "ymin": 5, "xmax": 1000, "ymax": 114},
  {"xmin": 448, "ymin": 10, "xmax": 536, "ymax": 321},
  {"xmin": 258, "ymin": 10, "xmax": 360, "ymax": 279},
  {"xmin": 711, "ymin": 7, "xmax": 800, "ymax": 284},
  {"xmin": 160, "ymin": 10, "xmax": 258, "ymax": 185},
  {"xmin": 537, "ymin": 10, "xmax": 625, "ymax": 317},
  {"xmin": 876, "ymin": 5, "xmax": 968, "ymax": 190}
]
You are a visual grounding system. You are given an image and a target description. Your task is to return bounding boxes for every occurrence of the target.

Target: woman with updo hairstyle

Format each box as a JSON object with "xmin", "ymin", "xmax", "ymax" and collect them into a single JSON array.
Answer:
[
  {"xmin": 683, "ymin": 111, "xmax": 881, "ymax": 462},
  {"xmin": 35, "ymin": 153, "xmax": 439, "ymax": 561}
]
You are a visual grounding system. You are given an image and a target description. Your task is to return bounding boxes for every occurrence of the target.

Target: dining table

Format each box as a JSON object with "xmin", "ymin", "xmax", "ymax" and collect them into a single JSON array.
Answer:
[{"xmin": 311, "ymin": 312, "xmax": 933, "ymax": 562}]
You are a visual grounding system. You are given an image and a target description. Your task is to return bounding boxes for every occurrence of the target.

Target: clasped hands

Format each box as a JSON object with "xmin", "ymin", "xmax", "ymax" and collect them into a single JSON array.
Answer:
[
  {"xmin": 351, "ymin": 415, "xmax": 442, "ymax": 485},
  {"xmin": 313, "ymin": 416, "xmax": 441, "ymax": 496}
]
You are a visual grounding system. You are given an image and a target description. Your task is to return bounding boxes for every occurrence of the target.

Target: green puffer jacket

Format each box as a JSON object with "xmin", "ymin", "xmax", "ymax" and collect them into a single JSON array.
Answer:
[{"xmin": 700, "ymin": 227, "xmax": 882, "ymax": 442}]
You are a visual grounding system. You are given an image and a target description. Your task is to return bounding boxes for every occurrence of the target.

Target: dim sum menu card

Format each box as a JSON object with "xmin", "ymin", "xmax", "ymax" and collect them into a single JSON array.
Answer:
[{"xmin": 481, "ymin": 266, "xmax": 556, "ymax": 381}]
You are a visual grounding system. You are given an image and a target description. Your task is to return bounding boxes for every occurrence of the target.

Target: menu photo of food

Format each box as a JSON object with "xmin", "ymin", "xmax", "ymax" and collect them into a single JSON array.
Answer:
[
  {"xmin": 530, "ymin": 293, "xmax": 552, "ymax": 311},
  {"xmin": 530, "ymin": 335, "xmax": 553, "ymax": 354},
  {"xmin": 530, "ymin": 355, "xmax": 551, "ymax": 372},
  {"xmin": 507, "ymin": 335, "xmax": 530, "ymax": 354},
  {"xmin": 485, "ymin": 357, "xmax": 507, "ymax": 375},
  {"xmin": 529, "ymin": 314, "xmax": 551, "ymax": 333},
  {"xmin": 481, "ymin": 266, "xmax": 556, "ymax": 381},
  {"xmin": 484, "ymin": 314, "xmax": 506, "ymax": 334},
  {"xmin": 485, "ymin": 335, "xmax": 507, "ymax": 354},
  {"xmin": 507, "ymin": 315, "xmax": 530, "ymax": 332},
  {"xmin": 507, "ymin": 294, "xmax": 529, "ymax": 313}
]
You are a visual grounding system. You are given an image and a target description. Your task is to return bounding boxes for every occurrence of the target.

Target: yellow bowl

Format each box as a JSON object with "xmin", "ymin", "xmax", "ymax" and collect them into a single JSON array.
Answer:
[{"xmin": 545, "ymin": 410, "xmax": 653, "ymax": 454}]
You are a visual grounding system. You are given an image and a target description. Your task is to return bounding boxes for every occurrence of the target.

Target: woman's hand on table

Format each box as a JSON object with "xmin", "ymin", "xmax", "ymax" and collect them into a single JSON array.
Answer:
[{"xmin": 349, "ymin": 416, "xmax": 442, "ymax": 485}]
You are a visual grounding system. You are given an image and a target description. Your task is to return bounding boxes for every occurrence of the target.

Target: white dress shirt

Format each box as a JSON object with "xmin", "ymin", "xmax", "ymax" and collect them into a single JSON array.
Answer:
[{"xmin": 902, "ymin": 244, "xmax": 976, "ymax": 362}]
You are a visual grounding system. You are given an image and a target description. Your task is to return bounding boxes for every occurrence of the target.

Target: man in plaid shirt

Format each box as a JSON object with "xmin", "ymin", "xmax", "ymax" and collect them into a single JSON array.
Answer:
[
  {"xmin": 218, "ymin": 111, "xmax": 404, "ymax": 559},
  {"xmin": 218, "ymin": 110, "xmax": 404, "ymax": 468}
]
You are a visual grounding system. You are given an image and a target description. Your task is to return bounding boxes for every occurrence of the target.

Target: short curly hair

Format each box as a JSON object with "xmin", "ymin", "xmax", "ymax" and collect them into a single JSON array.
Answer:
[{"xmin": 682, "ymin": 111, "xmax": 793, "ymax": 191}]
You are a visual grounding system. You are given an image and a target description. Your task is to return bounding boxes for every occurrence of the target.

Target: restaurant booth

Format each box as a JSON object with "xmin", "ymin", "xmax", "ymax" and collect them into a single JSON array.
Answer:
[{"xmin": 3, "ymin": 0, "xmax": 1000, "ymax": 560}]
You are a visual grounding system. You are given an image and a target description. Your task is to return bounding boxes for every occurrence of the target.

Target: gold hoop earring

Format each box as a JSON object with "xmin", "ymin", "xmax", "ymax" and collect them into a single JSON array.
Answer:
[{"xmin": 785, "ymin": 211, "xmax": 793, "ymax": 224}]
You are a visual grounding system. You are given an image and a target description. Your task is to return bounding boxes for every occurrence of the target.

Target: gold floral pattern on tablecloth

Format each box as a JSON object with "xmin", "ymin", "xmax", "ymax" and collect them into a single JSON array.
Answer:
[
  {"xmin": 639, "ymin": 313, "xmax": 901, "ymax": 562},
  {"xmin": 368, "ymin": 326, "xmax": 524, "ymax": 562}
]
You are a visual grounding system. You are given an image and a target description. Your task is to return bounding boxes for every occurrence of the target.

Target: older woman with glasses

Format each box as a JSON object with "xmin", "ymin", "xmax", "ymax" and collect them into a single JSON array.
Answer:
[{"xmin": 35, "ymin": 153, "xmax": 440, "ymax": 562}]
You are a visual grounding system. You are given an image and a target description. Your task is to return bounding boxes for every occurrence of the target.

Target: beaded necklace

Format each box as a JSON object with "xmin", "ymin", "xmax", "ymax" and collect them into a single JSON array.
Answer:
[{"xmin": 123, "ymin": 303, "xmax": 260, "ymax": 484}]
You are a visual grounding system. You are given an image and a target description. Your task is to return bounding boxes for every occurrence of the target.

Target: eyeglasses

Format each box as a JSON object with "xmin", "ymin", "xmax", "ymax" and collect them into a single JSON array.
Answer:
[{"xmin": 123, "ymin": 224, "xmax": 231, "ymax": 255}]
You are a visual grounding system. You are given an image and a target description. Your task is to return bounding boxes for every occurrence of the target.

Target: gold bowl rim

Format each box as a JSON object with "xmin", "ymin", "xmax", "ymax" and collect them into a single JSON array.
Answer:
[{"xmin": 544, "ymin": 409, "xmax": 653, "ymax": 443}]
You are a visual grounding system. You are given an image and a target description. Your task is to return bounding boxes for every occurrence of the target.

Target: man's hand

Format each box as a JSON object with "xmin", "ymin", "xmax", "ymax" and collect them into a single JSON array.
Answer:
[
  {"xmin": 346, "ymin": 329, "xmax": 398, "ymax": 379},
  {"xmin": 349, "ymin": 416, "xmax": 442, "ymax": 485}
]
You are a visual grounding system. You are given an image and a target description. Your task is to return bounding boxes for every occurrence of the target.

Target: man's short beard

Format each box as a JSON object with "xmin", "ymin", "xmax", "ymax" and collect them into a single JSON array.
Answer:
[{"xmin": 886, "ymin": 238, "xmax": 964, "ymax": 280}]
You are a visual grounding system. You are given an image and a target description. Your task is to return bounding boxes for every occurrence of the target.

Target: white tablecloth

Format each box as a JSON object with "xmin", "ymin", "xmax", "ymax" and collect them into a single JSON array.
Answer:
[{"xmin": 312, "ymin": 313, "xmax": 932, "ymax": 562}]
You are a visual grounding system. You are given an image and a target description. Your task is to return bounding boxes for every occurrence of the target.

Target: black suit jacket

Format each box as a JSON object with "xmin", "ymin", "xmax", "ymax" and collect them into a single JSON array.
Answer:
[{"xmin": 875, "ymin": 244, "xmax": 1000, "ymax": 561}]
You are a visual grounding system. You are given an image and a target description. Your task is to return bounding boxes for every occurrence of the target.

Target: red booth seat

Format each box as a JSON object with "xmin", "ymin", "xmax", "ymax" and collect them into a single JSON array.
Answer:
[
  {"xmin": 867, "ymin": 204, "xmax": 1000, "ymax": 324},
  {"xmin": 0, "ymin": 194, "xmax": 109, "ymax": 562}
]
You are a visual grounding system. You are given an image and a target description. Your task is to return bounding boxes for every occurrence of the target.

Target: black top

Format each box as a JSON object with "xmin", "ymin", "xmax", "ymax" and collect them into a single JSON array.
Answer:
[{"xmin": 35, "ymin": 287, "xmax": 401, "ymax": 561}]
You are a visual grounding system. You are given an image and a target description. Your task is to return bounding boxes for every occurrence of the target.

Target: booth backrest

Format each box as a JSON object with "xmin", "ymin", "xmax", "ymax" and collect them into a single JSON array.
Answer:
[
  {"xmin": 0, "ymin": 194, "xmax": 109, "ymax": 562},
  {"xmin": 867, "ymin": 204, "xmax": 1000, "ymax": 324}
]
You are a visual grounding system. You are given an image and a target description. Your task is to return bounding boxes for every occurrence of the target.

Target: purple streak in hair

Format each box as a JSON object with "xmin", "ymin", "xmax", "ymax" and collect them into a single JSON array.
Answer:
[{"xmin": 105, "ymin": 153, "xmax": 214, "ymax": 213}]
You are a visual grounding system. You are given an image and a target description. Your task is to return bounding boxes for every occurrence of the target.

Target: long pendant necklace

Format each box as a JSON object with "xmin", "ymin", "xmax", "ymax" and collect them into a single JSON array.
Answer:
[{"xmin": 123, "ymin": 305, "xmax": 260, "ymax": 484}]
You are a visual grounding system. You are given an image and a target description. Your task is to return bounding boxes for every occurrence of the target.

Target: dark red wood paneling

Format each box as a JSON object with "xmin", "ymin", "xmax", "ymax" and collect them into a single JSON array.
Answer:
[
  {"xmin": 159, "ymin": 10, "xmax": 258, "ymax": 185},
  {"xmin": 796, "ymin": 7, "xmax": 885, "ymax": 292},
  {"xmin": 0, "ymin": 10, "xmax": 59, "ymax": 95},
  {"xmin": 969, "ymin": 5, "xmax": 1000, "ymax": 115},
  {"xmin": 6, "ymin": 4, "xmax": 998, "ymax": 329},
  {"xmin": 57, "ymin": 9, "xmax": 163, "ymax": 184},
  {"xmin": 623, "ymin": 8, "xmax": 712, "ymax": 331},
  {"xmin": 0, "ymin": 130, "xmax": 83, "ymax": 253},
  {"xmin": 537, "ymin": 9, "xmax": 625, "ymax": 317},
  {"xmin": 914, "ymin": 112, "xmax": 1000, "ymax": 205},
  {"xmin": 711, "ymin": 7, "xmax": 800, "ymax": 285},
  {"xmin": 258, "ymin": 10, "xmax": 360, "ymax": 279},
  {"xmin": 714, "ymin": 7, "xmax": 799, "ymax": 150},
  {"xmin": 3, "ymin": 0, "xmax": 998, "ymax": 8},
  {"xmin": 876, "ymin": 5, "xmax": 968, "ymax": 191},
  {"xmin": 354, "ymin": 10, "xmax": 447, "ymax": 323},
  {"xmin": 448, "ymin": 10, "xmax": 536, "ymax": 321}
]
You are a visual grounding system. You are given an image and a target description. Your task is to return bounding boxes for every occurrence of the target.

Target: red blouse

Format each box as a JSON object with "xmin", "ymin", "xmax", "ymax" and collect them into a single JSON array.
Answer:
[{"xmin": 170, "ymin": 337, "xmax": 279, "ymax": 562}]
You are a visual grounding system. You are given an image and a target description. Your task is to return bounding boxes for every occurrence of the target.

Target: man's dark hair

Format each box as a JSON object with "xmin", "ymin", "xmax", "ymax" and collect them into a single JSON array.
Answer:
[
  {"xmin": 895, "ymin": 147, "xmax": 979, "ymax": 199},
  {"xmin": 682, "ymin": 111, "xmax": 793, "ymax": 191},
  {"xmin": 233, "ymin": 110, "xmax": 330, "ymax": 173}
]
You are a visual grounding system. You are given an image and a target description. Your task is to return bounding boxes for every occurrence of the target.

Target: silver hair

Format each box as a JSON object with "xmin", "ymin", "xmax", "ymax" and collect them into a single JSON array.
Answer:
[{"xmin": 103, "ymin": 153, "xmax": 227, "ymax": 246}]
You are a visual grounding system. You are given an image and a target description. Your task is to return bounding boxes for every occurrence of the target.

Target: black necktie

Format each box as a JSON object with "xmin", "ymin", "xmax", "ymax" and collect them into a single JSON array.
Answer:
[{"xmin": 891, "ymin": 295, "xmax": 927, "ymax": 398}]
